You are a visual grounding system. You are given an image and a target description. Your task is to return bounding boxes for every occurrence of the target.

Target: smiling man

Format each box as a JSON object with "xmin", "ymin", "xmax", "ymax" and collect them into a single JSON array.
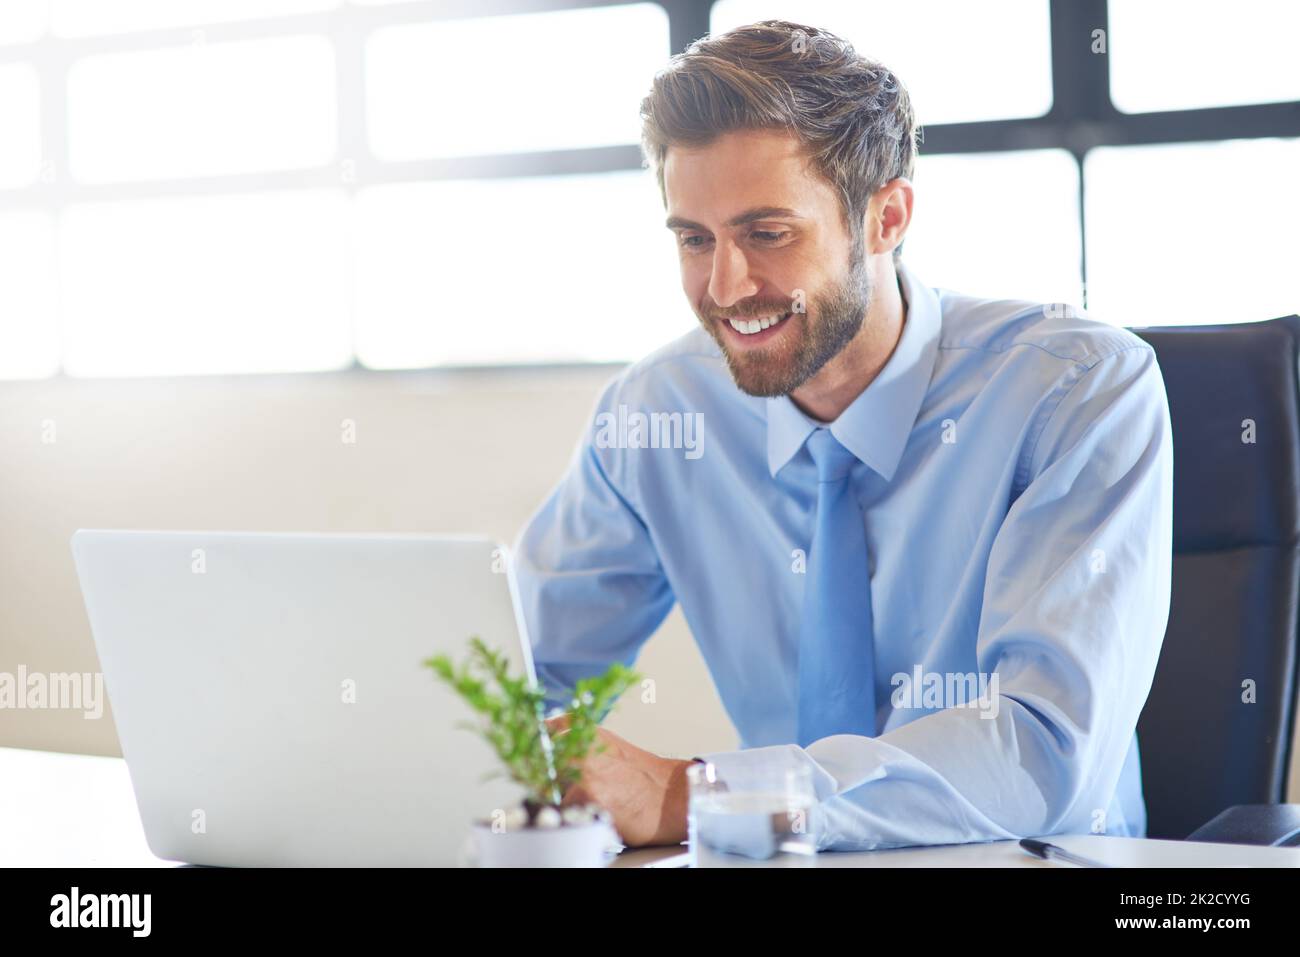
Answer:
[{"xmin": 512, "ymin": 20, "xmax": 1173, "ymax": 851}]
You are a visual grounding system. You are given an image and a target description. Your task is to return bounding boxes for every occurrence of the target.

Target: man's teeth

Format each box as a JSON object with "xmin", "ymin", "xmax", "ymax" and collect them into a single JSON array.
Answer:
[{"xmin": 728, "ymin": 312, "xmax": 789, "ymax": 335}]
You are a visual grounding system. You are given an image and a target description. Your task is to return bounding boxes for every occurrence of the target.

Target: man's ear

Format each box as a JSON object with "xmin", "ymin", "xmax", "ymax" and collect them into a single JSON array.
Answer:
[{"xmin": 867, "ymin": 177, "xmax": 914, "ymax": 258}]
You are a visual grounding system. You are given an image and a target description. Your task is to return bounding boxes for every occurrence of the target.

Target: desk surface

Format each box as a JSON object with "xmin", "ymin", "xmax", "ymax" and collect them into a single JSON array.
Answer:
[{"xmin": 4, "ymin": 746, "xmax": 1299, "ymax": 868}]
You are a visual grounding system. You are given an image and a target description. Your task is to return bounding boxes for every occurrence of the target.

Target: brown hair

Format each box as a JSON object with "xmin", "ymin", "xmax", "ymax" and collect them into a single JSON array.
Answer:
[{"xmin": 639, "ymin": 19, "xmax": 919, "ymax": 261}]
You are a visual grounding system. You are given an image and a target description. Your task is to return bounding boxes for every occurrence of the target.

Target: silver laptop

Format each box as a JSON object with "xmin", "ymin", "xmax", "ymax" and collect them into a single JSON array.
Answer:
[{"xmin": 70, "ymin": 529, "xmax": 535, "ymax": 867}]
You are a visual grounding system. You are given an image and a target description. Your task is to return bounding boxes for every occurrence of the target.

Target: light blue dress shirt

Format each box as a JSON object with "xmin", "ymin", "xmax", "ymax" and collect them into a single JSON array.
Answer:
[{"xmin": 512, "ymin": 259, "xmax": 1174, "ymax": 851}]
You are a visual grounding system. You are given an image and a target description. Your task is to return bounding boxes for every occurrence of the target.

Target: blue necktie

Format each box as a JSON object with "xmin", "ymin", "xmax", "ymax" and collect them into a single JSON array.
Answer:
[{"xmin": 796, "ymin": 428, "xmax": 877, "ymax": 746}]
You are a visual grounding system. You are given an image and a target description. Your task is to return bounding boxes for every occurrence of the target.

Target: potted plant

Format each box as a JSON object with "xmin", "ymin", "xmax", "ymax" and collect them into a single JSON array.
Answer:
[{"xmin": 424, "ymin": 636, "xmax": 639, "ymax": 868}]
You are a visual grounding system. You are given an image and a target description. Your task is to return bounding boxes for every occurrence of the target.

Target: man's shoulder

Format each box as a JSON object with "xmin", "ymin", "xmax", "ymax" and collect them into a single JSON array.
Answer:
[
  {"xmin": 935, "ymin": 288, "xmax": 1154, "ymax": 380},
  {"xmin": 598, "ymin": 325, "xmax": 735, "ymax": 406},
  {"xmin": 584, "ymin": 327, "xmax": 744, "ymax": 497}
]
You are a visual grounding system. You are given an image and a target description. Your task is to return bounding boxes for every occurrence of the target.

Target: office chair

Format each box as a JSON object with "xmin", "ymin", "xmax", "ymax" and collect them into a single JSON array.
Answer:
[{"xmin": 1128, "ymin": 314, "xmax": 1300, "ymax": 844}]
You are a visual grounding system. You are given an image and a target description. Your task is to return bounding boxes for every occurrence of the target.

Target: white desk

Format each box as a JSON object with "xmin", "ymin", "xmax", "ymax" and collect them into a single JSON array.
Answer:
[
  {"xmin": 614, "ymin": 835, "xmax": 1300, "ymax": 868},
  {"xmin": 5, "ymin": 746, "xmax": 1299, "ymax": 868},
  {"xmin": 1, "ymin": 746, "xmax": 172, "ymax": 867}
]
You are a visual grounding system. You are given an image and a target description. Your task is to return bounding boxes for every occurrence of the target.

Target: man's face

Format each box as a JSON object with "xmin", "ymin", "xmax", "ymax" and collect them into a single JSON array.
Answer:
[{"xmin": 664, "ymin": 129, "xmax": 873, "ymax": 397}]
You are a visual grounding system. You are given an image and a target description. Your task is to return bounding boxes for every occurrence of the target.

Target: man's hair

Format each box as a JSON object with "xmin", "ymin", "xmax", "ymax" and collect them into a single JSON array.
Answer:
[{"xmin": 639, "ymin": 20, "xmax": 919, "ymax": 262}]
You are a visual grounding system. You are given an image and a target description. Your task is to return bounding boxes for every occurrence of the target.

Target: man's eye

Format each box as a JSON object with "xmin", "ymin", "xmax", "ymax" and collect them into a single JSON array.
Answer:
[
  {"xmin": 751, "ymin": 230, "xmax": 787, "ymax": 243},
  {"xmin": 679, "ymin": 234, "xmax": 710, "ymax": 249}
]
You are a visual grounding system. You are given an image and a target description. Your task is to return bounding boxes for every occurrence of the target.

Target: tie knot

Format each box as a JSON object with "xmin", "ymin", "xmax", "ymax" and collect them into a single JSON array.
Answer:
[{"xmin": 805, "ymin": 428, "xmax": 857, "ymax": 482}]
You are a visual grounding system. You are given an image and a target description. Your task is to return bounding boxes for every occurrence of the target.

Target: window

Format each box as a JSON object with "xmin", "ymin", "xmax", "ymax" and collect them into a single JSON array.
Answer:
[
  {"xmin": 1085, "ymin": 138, "xmax": 1300, "ymax": 328},
  {"xmin": 68, "ymin": 36, "xmax": 337, "ymax": 183},
  {"xmin": 0, "ymin": 2, "xmax": 45, "ymax": 46},
  {"xmin": 0, "ymin": 211, "xmax": 59, "ymax": 379},
  {"xmin": 0, "ymin": 63, "xmax": 40, "ymax": 188},
  {"xmin": 354, "ymin": 170, "xmax": 688, "ymax": 367},
  {"xmin": 906, "ymin": 149, "xmax": 1081, "ymax": 305},
  {"xmin": 1109, "ymin": 0, "xmax": 1300, "ymax": 114},
  {"xmin": 367, "ymin": 4, "xmax": 670, "ymax": 159},
  {"xmin": 60, "ymin": 191, "xmax": 352, "ymax": 377}
]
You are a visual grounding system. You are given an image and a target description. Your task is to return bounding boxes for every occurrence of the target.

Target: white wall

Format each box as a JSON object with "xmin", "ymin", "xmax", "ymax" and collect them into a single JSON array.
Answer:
[{"xmin": 0, "ymin": 366, "xmax": 740, "ymax": 759}]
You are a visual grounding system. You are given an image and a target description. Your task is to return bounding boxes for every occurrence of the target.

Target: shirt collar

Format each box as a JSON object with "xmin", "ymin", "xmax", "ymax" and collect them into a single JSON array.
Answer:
[{"xmin": 765, "ymin": 258, "xmax": 942, "ymax": 482}]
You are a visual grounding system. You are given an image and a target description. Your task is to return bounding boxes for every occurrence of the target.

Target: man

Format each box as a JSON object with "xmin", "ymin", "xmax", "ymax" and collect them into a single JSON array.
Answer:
[{"xmin": 512, "ymin": 20, "xmax": 1173, "ymax": 851}]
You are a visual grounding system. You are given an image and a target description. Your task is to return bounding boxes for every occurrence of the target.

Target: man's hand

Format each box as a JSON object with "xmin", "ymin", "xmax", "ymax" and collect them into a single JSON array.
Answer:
[{"xmin": 545, "ymin": 713, "xmax": 693, "ymax": 847}]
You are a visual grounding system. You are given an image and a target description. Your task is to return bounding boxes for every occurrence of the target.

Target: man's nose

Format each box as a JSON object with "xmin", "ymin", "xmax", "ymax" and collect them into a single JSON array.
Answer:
[{"xmin": 707, "ymin": 239, "xmax": 759, "ymax": 309}]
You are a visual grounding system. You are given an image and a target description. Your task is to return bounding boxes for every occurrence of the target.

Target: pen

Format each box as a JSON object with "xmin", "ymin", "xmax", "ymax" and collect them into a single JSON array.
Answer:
[{"xmin": 1019, "ymin": 838, "xmax": 1110, "ymax": 868}]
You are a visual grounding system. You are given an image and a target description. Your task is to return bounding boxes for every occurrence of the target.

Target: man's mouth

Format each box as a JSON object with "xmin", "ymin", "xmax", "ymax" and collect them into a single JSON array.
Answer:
[{"xmin": 716, "ymin": 310, "xmax": 794, "ymax": 345}]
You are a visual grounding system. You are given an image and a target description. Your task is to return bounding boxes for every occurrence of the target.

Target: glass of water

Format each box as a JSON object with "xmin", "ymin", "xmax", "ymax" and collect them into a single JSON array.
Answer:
[{"xmin": 687, "ymin": 759, "xmax": 818, "ymax": 867}]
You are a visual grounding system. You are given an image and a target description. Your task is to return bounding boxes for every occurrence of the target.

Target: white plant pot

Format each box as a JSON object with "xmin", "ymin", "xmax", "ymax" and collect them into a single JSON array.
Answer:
[{"xmin": 466, "ymin": 818, "xmax": 620, "ymax": 868}]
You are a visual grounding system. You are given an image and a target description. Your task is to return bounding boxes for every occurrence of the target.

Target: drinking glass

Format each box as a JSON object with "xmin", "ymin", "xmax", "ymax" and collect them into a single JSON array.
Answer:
[{"xmin": 687, "ymin": 759, "xmax": 818, "ymax": 867}]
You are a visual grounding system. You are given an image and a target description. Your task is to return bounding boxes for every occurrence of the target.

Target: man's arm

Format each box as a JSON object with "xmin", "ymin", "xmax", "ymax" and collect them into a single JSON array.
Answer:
[
  {"xmin": 512, "ymin": 373, "xmax": 676, "ymax": 715},
  {"xmin": 697, "ymin": 344, "xmax": 1174, "ymax": 850}
]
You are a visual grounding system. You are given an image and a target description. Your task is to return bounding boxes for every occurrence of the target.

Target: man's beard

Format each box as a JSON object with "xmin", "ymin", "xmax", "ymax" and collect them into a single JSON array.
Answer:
[{"xmin": 698, "ymin": 240, "xmax": 873, "ymax": 398}]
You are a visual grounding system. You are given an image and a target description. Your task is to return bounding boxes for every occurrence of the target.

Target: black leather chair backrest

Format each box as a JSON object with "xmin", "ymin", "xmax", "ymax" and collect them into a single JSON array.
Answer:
[{"xmin": 1129, "ymin": 314, "xmax": 1300, "ymax": 839}]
